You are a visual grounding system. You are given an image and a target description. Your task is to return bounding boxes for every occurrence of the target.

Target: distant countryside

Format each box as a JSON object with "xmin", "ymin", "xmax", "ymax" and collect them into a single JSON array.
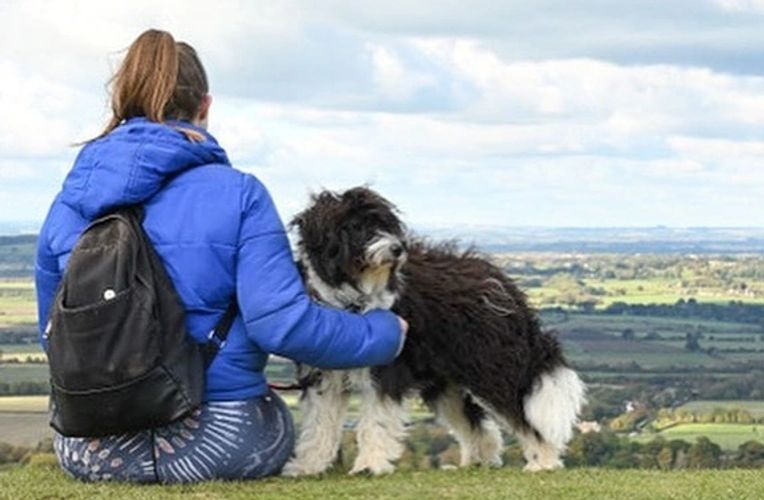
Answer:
[{"xmin": 2, "ymin": 230, "xmax": 764, "ymax": 470}]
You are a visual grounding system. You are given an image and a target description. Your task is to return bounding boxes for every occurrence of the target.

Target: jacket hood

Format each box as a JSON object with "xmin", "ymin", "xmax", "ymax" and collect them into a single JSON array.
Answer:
[{"xmin": 60, "ymin": 117, "xmax": 230, "ymax": 220}]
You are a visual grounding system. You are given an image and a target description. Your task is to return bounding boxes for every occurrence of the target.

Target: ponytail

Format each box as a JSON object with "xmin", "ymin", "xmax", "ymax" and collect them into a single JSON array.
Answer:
[{"xmin": 93, "ymin": 29, "xmax": 208, "ymax": 142}]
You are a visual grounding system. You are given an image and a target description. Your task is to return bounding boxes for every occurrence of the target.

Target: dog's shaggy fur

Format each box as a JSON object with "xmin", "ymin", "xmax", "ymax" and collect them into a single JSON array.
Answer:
[{"xmin": 281, "ymin": 187, "xmax": 585, "ymax": 476}]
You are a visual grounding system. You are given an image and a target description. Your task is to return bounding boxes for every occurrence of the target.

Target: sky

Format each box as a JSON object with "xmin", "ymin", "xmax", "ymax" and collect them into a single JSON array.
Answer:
[{"xmin": 2, "ymin": 0, "xmax": 764, "ymax": 230}]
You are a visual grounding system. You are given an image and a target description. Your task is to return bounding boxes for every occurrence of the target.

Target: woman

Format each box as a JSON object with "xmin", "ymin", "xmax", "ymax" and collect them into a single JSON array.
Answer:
[{"xmin": 35, "ymin": 29, "xmax": 407, "ymax": 483}]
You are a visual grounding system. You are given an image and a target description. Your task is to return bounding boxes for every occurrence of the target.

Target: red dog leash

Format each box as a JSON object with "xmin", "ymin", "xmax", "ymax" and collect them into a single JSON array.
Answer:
[{"xmin": 267, "ymin": 381, "xmax": 304, "ymax": 391}]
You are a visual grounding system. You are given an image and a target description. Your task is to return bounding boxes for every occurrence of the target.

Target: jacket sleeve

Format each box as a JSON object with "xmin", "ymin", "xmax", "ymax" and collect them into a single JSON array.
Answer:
[
  {"xmin": 235, "ymin": 174, "xmax": 404, "ymax": 368},
  {"xmin": 35, "ymin": 216, "xmax": 62, "ymax": 352}
]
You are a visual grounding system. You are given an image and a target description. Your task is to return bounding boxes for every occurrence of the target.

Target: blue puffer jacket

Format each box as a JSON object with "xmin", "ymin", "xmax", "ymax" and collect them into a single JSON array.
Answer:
[{"xmin": 35, "ymin": 118, "xmax": 403, "ymax": 401}]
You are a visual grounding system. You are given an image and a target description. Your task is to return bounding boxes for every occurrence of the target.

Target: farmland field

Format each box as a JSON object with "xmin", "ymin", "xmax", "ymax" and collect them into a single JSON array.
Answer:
[
  {"xmin": 0, "ymin": 344, "xmax": 45, "ymax": 362},
  {"xmin": 678, "ymin": 400, "xmax": 764, "ymax": 419},
  {"xmin": 3, "ymin": 254, "xmax": 764, "ymax": 464},
  {"xmin": 635, "ymin": 423, "xmax": 764, "ymax": 450},
  {"xmin": 547, "ymin": 313, "xmax": 763, "ymax": 372},
  {"xmin": 0, "ymin": 364, "xmax": 48, "ymax": 383},
  {"xmin": 0, "ymin": 395, "xmax": 47, "ymax": 412},
  {"xmin": 498, "ymin": 254, "xmax": 764, "ymax": 308},
  {"xmin": 0, "ymin": 396, "xmax": 50, "ymax": 446},
  {"xmin": 0, "ymin": 344, "xmax": 43, "ymax": 354},
  {"xmin": 0, "ymin": 281, "xmax": 36, "ymax": 327}
]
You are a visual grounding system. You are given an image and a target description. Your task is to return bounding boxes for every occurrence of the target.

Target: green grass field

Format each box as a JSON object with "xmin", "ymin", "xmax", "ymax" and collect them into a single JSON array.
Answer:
[
  {"xmin": 0, "ymin": 343, "xmax": 45, "ymax": 362},
  {"xmin": 635, "ymin": 423, "xmax": 764, "ymax": 450},
  {"xmin": 678, "ymin": 401, "xmax": 764, "ymax": 420},
  {"xmin": 0, "ymin": 352, "xmax": 45, "ymax": 362},
  {"xmin": 0, "ymin": 281, "xmax": 36, "ymax": 327},
  {"xmin": 2, "ymin": 463, "xmax": 763, "ymax": 500}
]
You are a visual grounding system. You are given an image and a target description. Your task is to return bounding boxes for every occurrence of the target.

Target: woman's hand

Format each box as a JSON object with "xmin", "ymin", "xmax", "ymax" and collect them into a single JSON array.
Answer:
[
  {"xmin": 398, "ymin": 316, "xmax": 409, "ymax": 336},
  {"xmin": 393, "ymin": 316, "xmax": 409, "ymax": 357}
]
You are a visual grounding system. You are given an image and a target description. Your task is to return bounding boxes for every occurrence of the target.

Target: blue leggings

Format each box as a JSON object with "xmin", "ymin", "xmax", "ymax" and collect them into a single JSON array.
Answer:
[{"xmin": 54, "ymin": 392, "xmax": 295, "ymax": 483}]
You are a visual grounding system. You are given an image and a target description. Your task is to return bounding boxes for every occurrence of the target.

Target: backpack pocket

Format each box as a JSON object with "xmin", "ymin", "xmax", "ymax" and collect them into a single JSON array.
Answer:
[
  {"xmin": 49, "ymin": 364, "xmax": 196, "ymax": 437},
  {"xmin": 48, "ymin": 284, "xmax": 160, "ymax": 391}
]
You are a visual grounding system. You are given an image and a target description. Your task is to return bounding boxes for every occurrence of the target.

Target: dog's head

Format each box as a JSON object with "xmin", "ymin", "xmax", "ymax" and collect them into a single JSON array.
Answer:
[{"xmin": 291, "ymin": 186, "xmax": 407, "ymax": 310}]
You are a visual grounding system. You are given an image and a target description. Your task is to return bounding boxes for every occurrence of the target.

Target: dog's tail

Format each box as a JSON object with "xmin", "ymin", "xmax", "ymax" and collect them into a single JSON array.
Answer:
[{"xmin": 523, "ymin": 364, "xmax": 586, "ymax": 453}]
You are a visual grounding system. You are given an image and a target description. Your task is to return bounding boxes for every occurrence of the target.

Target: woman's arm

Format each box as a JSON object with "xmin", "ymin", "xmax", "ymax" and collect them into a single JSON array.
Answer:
[{"xmin": 235, "ymin": 174, "xmax": 404, "ymax": 368}]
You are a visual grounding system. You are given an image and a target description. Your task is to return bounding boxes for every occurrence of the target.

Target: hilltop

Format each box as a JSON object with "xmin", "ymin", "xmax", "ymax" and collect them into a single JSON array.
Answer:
[{"xmin": 2, "ymin": 461, "xmax": 763, "ymax": 500}]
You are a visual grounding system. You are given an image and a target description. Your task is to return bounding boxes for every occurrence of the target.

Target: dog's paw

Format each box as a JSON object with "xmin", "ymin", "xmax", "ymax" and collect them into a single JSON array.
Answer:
[
  {"xmin": 522, "ymin": 459, "xmax": 563, "ymax": 472},
  {"xmin": 281, "ymin": 459, "xmax": 326, "ymax": 477},
  {"xmin": 522, "ymin": 461, "xmax": 544, "ymax": 473},
  {"xmin": 481, "ymin": 455, "xmax": 504, "ymax": 468},
  {"xmin": 349, "ymin": 457, "xmax": 395, "ymax": 476}
]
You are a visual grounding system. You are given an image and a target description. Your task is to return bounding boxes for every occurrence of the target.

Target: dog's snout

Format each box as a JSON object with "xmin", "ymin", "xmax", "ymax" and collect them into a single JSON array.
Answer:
[{"xmin": 391, "ymin": 243, "xmax": 404, "ymax": 258}]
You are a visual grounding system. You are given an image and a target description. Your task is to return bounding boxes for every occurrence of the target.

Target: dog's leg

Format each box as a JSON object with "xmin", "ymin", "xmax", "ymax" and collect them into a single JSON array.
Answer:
[
  {"xmin": 520, "ymin": 365, "xmax": 585, "ymax": 471},
  {"xmin": 281, "ymin": 370, "xmax": 349, "ymax": 476},
  {"xmin": 433, "ymin": 387, "xmax": 503, "ymax": 468},
  {"xmin": 471, "ymin": 366, "xmax": 584, "ymax": 472},
  {"xmin": 350, "ymin": 369, "xmax": 408, "ymax": 475},
  {"xmin": 515, "ymin": 430, "xmax": 564, "ymax": 472}
]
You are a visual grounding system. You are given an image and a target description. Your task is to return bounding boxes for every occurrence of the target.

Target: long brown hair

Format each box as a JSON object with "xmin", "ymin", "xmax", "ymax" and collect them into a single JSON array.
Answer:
[{"xmin": 94, "ymin": 29, "xmax": 208, "ymax": 141}]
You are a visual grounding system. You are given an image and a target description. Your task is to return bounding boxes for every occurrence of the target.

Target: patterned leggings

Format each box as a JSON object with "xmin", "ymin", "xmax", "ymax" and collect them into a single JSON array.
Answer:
[{"xmin": 54, "ymin": 392, "xmax": 295, "ymax": 483}]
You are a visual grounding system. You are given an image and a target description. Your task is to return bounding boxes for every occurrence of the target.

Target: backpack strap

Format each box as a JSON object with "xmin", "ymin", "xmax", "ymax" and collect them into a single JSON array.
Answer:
[
  {"xmin": 127, "ymin": 204, "xmax": 236, "ymax": 370},
  {"xmin": 203, "ymin": 301, "xmax": 239, "ymax": 368}
]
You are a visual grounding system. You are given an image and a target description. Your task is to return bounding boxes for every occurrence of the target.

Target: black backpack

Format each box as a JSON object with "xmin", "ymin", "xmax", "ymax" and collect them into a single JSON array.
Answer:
[{"xmin": 46, "ymin": 206, "xmax": 236, "ymax": 437}]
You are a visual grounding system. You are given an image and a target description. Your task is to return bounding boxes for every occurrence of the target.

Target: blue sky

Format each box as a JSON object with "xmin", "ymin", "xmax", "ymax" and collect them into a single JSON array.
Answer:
[{"xmin": 1, "ymin": 0, "xmax": 764, "ymax": 229}]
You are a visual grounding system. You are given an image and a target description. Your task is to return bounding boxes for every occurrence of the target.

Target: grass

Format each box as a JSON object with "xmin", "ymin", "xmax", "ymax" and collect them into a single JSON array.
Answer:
[
  {"xmin": 2, "ymin": 463, "xmax": 764, "ymax": 500},
  {"xmin": 635, "ymin": 424, "xmax": 764, "ymax": 450}
]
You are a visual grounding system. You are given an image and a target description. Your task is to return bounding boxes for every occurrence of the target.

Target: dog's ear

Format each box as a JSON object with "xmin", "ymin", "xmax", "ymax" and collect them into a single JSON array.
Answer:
[
  {"xmin": 290, "ymin": 190, "xmax": 332, "ymax": 230},
  {"xmin": 289, "ymin": 212, "xmax": 305, "ymax": 231}
]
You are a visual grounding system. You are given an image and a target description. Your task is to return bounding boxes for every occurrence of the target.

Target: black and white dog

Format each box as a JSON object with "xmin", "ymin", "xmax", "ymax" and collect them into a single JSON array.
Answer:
[{"xmin": 281, "ymin": 187, "xmax": 585, "ymax": 476}]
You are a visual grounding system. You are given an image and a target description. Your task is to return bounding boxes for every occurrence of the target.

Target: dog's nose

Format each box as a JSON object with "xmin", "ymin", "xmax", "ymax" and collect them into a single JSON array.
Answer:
[{"xmin": 391, "ymin": 243, "xmax": 404, "ymax": 258}]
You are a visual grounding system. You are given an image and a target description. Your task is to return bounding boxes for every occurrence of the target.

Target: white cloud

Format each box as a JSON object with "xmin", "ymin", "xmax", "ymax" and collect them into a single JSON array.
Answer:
[
  {"xmin": 369, "ymin": 44, "xmax": 436, "ymax": 101},
  {"xmin": 714, "ymin": 0, "xmax": 764, "ymax": 12},
  {"xmin": 1, "ymin": 2, "xmax": 764, "ymax": 228},
  {"xmin": 0, "ymin": 61, "xmax": 102, "ymax": 156}
]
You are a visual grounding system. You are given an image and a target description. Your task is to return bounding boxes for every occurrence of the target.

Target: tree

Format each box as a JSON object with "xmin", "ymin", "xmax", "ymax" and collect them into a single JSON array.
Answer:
[
  {"xmin": 687, "ymin": 437, "xmax": 722, "ymax": 469},
  {"xmin": 657, "ymin": 446, "xmax": 674, "ymax": 470},
  {"xmin": 621, "ymin": 328, "xmax": 635, "ymax": 341},
  {"xmin": 684, "ymin": 332, "xmax": 701, "ymax": 352},
  {"xmin": 734, "ymin": 440, "xmax": 764, "ymax": 468}
]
